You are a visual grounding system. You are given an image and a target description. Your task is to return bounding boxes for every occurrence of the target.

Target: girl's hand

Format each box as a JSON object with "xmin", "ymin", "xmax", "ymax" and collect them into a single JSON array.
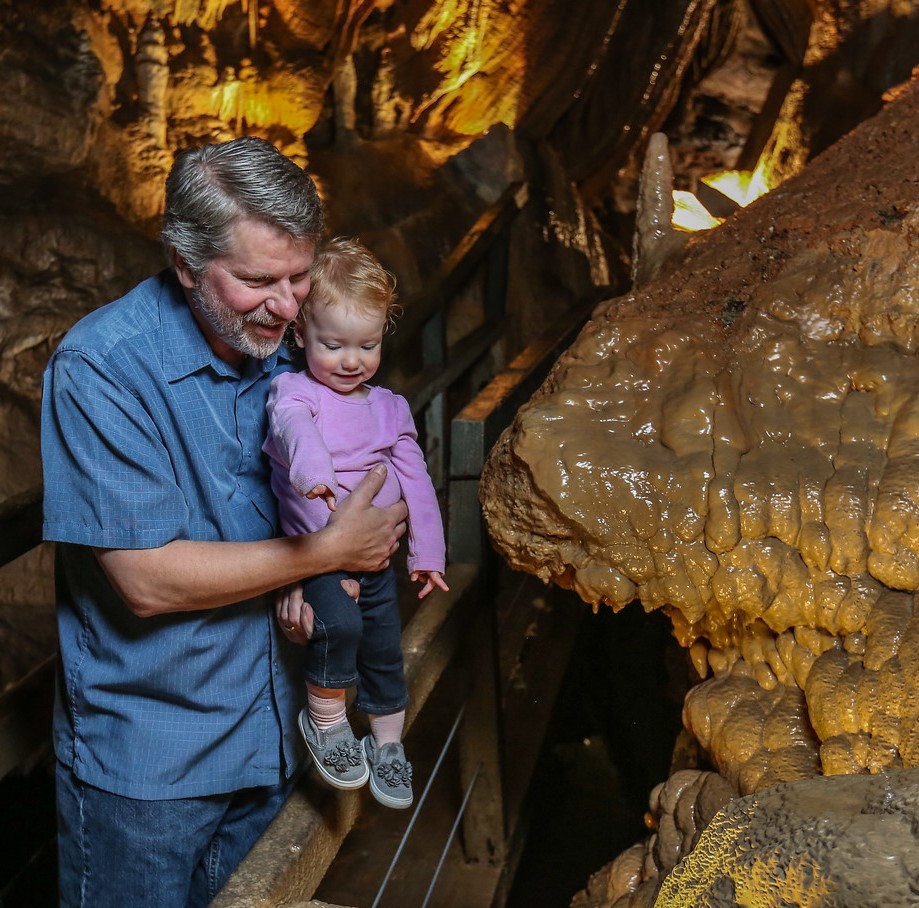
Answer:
[
  {"xmin": 276, "ymin": 583, "xmax": 314, "ymax": 643},
  {"xmin": 307, "ymin": 483, "xmax": 337, "ymax": 511},
  {"xmin": 411, "ymin": 570, "xmax": 449, "ymax": 600}
]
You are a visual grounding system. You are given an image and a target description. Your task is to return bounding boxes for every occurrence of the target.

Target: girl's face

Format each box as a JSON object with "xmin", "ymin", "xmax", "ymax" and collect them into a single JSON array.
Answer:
[{"xmin": 296, "ymin": 300, "xmax": 387, "ymax": 396}]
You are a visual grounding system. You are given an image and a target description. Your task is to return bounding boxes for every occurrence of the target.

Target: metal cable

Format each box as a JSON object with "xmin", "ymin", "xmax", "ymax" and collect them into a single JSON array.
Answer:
[
  {"xmin": 419, "ymin": 762, "xmax": 483, "ymax": 908},
  {"xmin": 370, "ymin": 701, "xmax": 468, "ymax": 908}
]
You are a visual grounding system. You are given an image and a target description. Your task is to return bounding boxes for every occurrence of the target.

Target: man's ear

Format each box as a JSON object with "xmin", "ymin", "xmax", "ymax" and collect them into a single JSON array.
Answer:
[{"xmin": 171, "ymin": 249, "xmax": 196, "ymax": 289}]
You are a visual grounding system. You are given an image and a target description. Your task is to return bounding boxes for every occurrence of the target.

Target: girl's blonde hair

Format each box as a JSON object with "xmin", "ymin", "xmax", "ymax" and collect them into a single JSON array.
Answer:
[{"xmin": 301, "ymin": 236, "xmax": 401, "ymax": 333}]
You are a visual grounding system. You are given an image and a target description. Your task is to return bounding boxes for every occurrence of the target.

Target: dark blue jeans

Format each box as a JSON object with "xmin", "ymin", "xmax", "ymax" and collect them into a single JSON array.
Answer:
[
  {"xmin": 302, "ymin": 567, "xmax": 408, "ymax": 715},
  {"xmin": 56, "ymin": 760, "xmax": 296, "ymax": 908}
]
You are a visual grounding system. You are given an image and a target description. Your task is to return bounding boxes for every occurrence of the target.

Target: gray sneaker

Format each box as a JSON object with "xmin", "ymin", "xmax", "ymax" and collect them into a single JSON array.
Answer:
[
  {"xmin": 362, "ymin": 736, "xmax": 414, "ymax": 809},
  {"xmin": 299, "ymin": 709, "xmax": 369, "ymax": 790}
]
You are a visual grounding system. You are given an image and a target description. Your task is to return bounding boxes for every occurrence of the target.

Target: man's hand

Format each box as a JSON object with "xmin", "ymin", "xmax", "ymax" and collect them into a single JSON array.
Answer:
[
  {"xmin": 276, "ymin": 583, "xmax": 314, "ymax": 643},
  {"xmin": 276, "ymin": 577, "xmax": 359, "ymax": 644},
  {"xmin": 325, "ymin": 465, "xmax": 408, "ymax": 572}
]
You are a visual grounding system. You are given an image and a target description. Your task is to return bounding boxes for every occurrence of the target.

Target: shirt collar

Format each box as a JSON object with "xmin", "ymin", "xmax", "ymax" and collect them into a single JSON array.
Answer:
[{"xmin": 158, "ymin": 270, "xmax": 292, "ymax": 381}]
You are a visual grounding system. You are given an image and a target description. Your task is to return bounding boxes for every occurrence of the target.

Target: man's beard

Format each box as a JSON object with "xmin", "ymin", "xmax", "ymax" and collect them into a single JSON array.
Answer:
[{"xmin": 190, "ymin": 280, "xmax": 288, "ymax": 360}]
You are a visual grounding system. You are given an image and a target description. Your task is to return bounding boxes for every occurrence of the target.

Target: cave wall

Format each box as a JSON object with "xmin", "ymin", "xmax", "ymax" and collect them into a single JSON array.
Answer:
[
  {"xmin": 0, "ymin": 0, "xmax": 781, "ymax": 626},
  {"xmin": 3, "ymin": 2, "xmax": 919, "ymax": 900}
]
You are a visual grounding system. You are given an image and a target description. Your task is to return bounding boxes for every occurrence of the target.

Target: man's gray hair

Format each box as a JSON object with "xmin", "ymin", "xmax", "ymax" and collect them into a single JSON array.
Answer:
[{"xmin": 161, "ymin": 136, "xmax": 324, "ymax": 276}]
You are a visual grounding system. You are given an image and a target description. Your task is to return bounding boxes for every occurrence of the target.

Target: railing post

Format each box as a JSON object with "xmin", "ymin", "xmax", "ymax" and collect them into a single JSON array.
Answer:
[
  {"xmin": 448, "ymin": 292, "xmax": 595, "ymax": 875},
  {"xmin": 449, "ymin": 361, "xmax": 508, "ymax": 867},
  {"xmin": 422, "ymin": 310, "xmax": 447, "ymax": 492},
  {"xmin": 445, "ymin": 205, "xmax": 522, "ymax": 869},
  {"xmin": 457, "ymin": 578, "xmax": 506, "ymax": 865}
]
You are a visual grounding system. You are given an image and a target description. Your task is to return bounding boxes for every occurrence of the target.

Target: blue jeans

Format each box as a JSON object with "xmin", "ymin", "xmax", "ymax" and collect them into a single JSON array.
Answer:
[
  {"xmin": 302, "ymin": 567, "xmax": 408, "ymax": 715},
  {"xmin": 56, "ymin": 760, "xmax": 296, "ymax": 908}
]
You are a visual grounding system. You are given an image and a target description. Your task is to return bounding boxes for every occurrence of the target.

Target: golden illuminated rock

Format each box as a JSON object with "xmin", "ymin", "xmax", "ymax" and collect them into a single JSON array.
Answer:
[
  {"xmin": 653, "ymin": 769, "xmax": 919, "ymax": 908},
  {"xmin": 755, "ymin": 1, "xmax": 919, "ymax": 187},
  {"xmin": 481, "ymin": 77, "xmax": 919, "ymax": 794}
]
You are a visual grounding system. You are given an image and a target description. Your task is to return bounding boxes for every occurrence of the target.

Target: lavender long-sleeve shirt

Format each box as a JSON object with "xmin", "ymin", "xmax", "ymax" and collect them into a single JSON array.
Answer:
[{"xmin": 263, "ymin": 370, "xmax": 446, "ymax": 574}]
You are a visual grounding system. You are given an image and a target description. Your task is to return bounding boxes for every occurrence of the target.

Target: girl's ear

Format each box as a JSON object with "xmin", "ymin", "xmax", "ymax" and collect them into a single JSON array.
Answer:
[{"xmin": 293, "ymin": 320, "xmax": 307, "ymax": 349}]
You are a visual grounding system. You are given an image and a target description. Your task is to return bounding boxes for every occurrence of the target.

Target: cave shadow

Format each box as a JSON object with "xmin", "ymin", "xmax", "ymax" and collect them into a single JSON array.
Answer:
[
  {"xmin": 0, "ymin": 760, "xmax": 57, "ymax": 908},
  {"xmin": 506, "ymin": 601, "xmax": 693, "ymax": 908}
]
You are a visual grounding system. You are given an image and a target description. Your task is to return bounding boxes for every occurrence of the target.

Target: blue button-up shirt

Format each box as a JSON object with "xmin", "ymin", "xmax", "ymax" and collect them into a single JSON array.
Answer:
[{"xmin": 41, "ymin": 271, "xmax": 302, "ymax": 799}]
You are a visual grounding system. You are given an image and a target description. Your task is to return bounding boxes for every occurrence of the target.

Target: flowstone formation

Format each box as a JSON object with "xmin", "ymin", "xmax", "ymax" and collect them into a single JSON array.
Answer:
[{"xmin": 481, "ymin": 73, "xmax": 919, "ymax": 814}]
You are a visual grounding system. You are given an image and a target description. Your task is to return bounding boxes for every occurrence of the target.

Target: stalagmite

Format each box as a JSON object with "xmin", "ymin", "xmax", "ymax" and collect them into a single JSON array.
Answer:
[{"xmin": 631, "ymin": 133, "xmax": 688, "ymax": 288}]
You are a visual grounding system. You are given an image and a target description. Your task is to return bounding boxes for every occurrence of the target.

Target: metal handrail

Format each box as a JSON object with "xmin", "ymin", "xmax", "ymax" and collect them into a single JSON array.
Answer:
[{"xmin": 421, "ymin": 763, "xmax": 482, "ymax": 908}]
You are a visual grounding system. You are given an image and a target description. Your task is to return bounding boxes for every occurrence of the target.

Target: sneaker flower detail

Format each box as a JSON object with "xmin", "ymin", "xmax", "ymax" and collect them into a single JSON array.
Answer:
[
  {"xmin": 377, "ymin": 758, "xmax": 413, "ymax": 788},
  {"xmin": 362, "ymin": 737, "xmax": 414, "ymax": 808},
  {"xmin": 326, "ymin": 741, "xmax": 364, "ymax": 773},
  {"xmin": 298, "ymin": 710, "xmax": 369, "ymax": 791}
]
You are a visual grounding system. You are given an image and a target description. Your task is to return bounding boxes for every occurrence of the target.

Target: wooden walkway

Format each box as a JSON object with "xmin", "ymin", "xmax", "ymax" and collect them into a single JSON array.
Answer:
[{"xmin": 310, "ymin": 569, "xmax": 584, "ymax": 908}]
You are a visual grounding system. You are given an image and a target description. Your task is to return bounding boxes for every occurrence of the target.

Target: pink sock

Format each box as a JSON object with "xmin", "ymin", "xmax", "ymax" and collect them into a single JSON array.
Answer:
[
  {"xmin": 369, "ymin": 710, "xmax": 405, "ymax": 747},
  {"xmin": 308, "ymin": 689, "xmax": 347, "ymax": 731}
]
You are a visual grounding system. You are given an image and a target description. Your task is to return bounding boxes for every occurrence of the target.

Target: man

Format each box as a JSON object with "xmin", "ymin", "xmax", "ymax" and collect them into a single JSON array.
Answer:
[{"xmin": 40, "ymin": 136, "xmax": 408, "ymax": 907}]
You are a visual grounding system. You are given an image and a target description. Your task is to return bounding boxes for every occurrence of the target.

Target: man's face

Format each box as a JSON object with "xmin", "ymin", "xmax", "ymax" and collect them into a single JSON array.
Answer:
[{"xmin": 175, "ymin": 216, "xmax": 315, "ymax": 365}]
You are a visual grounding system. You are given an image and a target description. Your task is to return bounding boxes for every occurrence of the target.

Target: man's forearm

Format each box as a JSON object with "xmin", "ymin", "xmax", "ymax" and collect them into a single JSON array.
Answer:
[
  {"xmin": 94, "ymin": 465, "xmax": 407, "ymax": 618},
  {"xmin": 95, "ymin": 531, "xmax": 343, "ymax": 618}
]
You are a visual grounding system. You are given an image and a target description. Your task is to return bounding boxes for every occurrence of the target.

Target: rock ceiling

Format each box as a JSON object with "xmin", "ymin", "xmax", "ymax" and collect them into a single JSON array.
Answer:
[
  {"xmin": 0, "ymin": 0, "xmax": 742, "ymax": 222},
  {"xmin": 6, "ymin": 1, "xmax": 917, "ymax": 227}
]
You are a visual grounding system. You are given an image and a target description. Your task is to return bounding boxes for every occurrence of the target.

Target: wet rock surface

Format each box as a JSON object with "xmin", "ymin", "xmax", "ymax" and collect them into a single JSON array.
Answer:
[{"xmin": 482, "ymin": 76, "xmax": 919, "ymax": 901}]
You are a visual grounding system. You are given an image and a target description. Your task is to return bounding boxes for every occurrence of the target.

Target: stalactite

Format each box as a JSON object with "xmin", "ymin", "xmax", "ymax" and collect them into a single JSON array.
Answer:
[
  {"xmin": 333, "ymin": 54, "xmax": 358, "ymax": 145},
  {"xmin": 135, "ymin": 16, "xmax": 168, "ymax": 146}
]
